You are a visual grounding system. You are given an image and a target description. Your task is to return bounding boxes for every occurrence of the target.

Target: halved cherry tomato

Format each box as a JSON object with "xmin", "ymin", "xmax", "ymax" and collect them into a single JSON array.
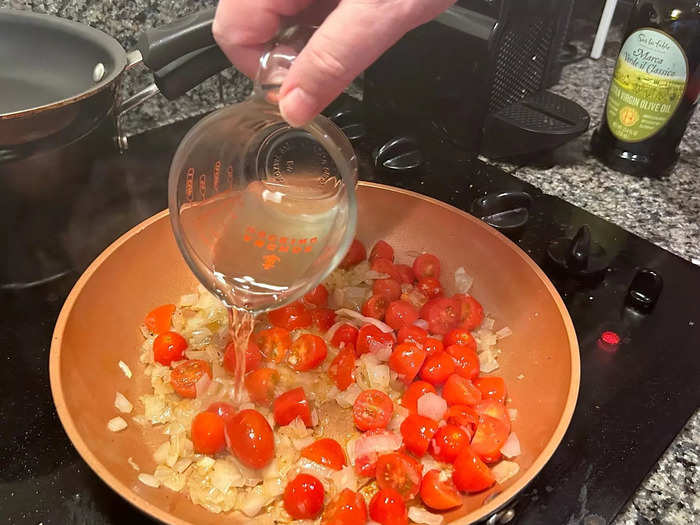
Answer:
[
  {"xmin": 354, "ymin": 452, "xmax": 378, "ymax": 477},
  {"xmin": 273, "ymin": 387, "xmax": 312, "ymax": 427},
  {"xmin": 474, "ymin": 376, "xmax": 508, "ymax": 404},
  {"xmin": 288, "ymin": 334, "xmax": 327, "ymax": 371},
  {"xmin": 446, "ymin": 405, "xmax": 480, "ymax": 435},
  {"xmin": 430, "ymin": 424, "xmax": 469, "ymax": 463},
  {"xmin": 301, "ymin": 438, "xmax": 347, "ymax": 470},
  {"xmin": 413, "ymin": 253, "xmax": 441, "ymax": 280},
  {"xmin": 322, "ymin": 489, "xmax": 368, "ymax": 525},
  {"xmin": 442, "ymin": 374, "xmax": 482, "ymax": 406},
  {"xmin": 474, "ymin": 399, "xmax": 511, "ymax": 433},
  {"xmin": 362, "ymin": 294, "xmax": 389, "ymax": 320},
  {"xmin": 417, "ymin": 277, "xmax": 443, "ymax": 299},
  {"xmin": 304, "ymin": 284, "xmax": 329, "ymax": 307},
  {"xmin": 255, "ymin": 327, "xmax": 291, "ymax": 363},
  {"xmin": 370, "ymin": 240, "xmax": 395, "ymax": 263},
  {"xmin": 353, "ymin": 389, "xmax": 393, "ymax": 431},
  {"xmin": 223, "ymin": 339, "xmax": 262, "ymax": 375},
  {"xmin": 400, "ymin": 414, "xmax": 438, "ymax": 456},
  {"xmin": 373, "ymin": 278, "xmax": 402, "ymax": 301},
  {"xmin": 444, "ymin": 327, "xmax": 477, "ymax": 352},
  {"xmin": 420, "ymin": 351, "xmax": 456, "ymax": 385},
  {"xmin": 153, "ymin": 331, "xmax": 187, "ymax": 366},
  {"xmin": 401, "ymin": 381, "xmax": 436, "ymax": 414},
  {"xmin": 446, "ymin": 343, "xmax": 480, "ymax": 380},
  {"xmin": 144, "ymin": 304, "xmax": 175, "ymax": 335},
  {"xmin": 389, "ymin": 343, "xmax": 427, "ymax": 384},
  {"xmin": 283, "ymin": 473, "xmax": 325, "ymax": 519},
  {"xmin": 244, "ymin": 367, "xmax": 280, "ymax": 405},
  {"xmin": 340, "ymin": 239, "xmax": 367, "ymax": 269},
  {"xmin": 420, "ymin": 469, "xmax": 463, "ymax": 510},
  {"xmin": 356, "ymin": 324, "xmax": 394, "ymax": 356},
  {"xmin": 328, "ymin": 345, "xmax": 356, "ymax": 391},
  {"xmin": 311, "ymin": 308, "xmax": 336, "ymax": 332},
  {"xmin": 470, "ymin": 414, "xmax": 509, "ymax": 463},
  {"xmin": 170, "ymin": 359, "xmax": 212, "ymax": 398},
  {"xmin": 191, "ymin": 411, "xmax": 226, "ymax": 455},
  {"xmin": 371, "ymin": 257, "xmax": 402, "ymax": 282},
  {"xmin": 395, "ymin": 264, "xmax": 415, "ymax": 284},
  {"xmin": 454, "ymin": 294, "xmax": 485, "ymax": 331},
  {"xmin": 453, "ymin": 445, "xmax": 495, "ymax": 493},
  {"xmin": 331, "ymin": 323, "xmax": 359, "ymax": 348},
  {"xmin": 226, "ymin": 409, "xmax": 274, "ymax": 468},
  {"xmin": 207, "ymin": 402, "xmax": 237, "ymax": 424},
  {"xmin": 385, "ymin": 300, "xmax": 419, "ymax": 331},
  {"xmin": 420, "ymin": 297, "xmax": 460, "ymax": 335},
  {"xmin": 397, "ymin": 324, "xmax": 427, "ymax": 346},
  {"xmin": 375, "ymin": 452, "xmax": 422, "ymax": 500},
  {"xmin": 268, "ymin": 301, "xmax": 312, "ymax": 331},
  {"xmin": 369, "ymin": 488, "xmax": 408, "ymax": 525},
  {"xmin": 424, "ymin": 337, "xmax": 444, "ymax": 356}
]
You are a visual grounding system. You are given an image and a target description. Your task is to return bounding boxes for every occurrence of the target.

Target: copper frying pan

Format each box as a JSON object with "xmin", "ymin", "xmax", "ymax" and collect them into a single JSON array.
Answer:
[{"xmin": 49, "ymin": 182, "xmax": 580, "ymax": 524}]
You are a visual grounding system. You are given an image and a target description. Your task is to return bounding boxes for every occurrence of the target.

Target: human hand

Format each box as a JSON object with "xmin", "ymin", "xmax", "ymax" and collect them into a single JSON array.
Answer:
[{"xmin": 213, "ymin": 0, "xmax": 455, "ymax": 126}]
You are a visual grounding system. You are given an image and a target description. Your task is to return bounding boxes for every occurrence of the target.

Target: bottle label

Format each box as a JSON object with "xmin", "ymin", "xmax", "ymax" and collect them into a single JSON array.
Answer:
[{"xmin": 606, "ymin": 28, "xmax": 688, "ymax": 142}]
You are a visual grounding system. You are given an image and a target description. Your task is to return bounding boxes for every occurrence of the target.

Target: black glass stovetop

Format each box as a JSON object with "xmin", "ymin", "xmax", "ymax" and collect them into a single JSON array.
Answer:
[{"xmin": 1, "ymin": 108, "xmax": 698, "ymax": 525}]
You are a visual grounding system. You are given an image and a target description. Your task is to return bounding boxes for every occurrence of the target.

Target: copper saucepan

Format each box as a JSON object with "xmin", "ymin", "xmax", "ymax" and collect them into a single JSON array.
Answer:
[{"xmin": 49, "ymin": 182, "xmax": 580, "ymax": 524}]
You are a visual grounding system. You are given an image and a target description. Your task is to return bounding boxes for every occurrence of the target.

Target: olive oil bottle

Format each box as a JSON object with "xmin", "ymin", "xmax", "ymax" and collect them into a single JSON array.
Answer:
[{"xmin": 591, "ymin": 1, "xmax": 699, "ymax": 176}]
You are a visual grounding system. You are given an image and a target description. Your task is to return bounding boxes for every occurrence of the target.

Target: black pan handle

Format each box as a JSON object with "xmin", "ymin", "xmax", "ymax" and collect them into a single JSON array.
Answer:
[
  {"xmin": 154, "ymin": 45, "xmax": 231, "ymax": 100},
  {"xmin": 137, "ymin": 8, "xmax": 217, "ymax": 71}
]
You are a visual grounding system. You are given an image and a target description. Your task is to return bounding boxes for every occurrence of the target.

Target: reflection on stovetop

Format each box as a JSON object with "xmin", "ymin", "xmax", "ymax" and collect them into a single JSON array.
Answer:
[{"xmin": 1, "ymin": 102, "xmax": 698, "ymax": 525}]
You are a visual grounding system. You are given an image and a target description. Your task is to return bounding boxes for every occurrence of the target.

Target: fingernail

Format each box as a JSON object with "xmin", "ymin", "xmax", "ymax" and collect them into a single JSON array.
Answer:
[{"xmin": 279, "ymin": 87, "xmax": 317, "ymax": 128}]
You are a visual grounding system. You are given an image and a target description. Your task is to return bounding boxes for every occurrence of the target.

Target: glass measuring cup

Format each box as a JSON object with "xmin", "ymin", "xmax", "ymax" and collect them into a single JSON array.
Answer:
[{"xmin": 168, "ymin": 26, "xmax": 358, "ymax": 314}]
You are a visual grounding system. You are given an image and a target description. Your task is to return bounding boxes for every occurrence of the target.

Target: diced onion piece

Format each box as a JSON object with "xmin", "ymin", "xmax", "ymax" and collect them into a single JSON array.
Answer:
[
  {"xmin": 368, "ymin": 339, "xmax": 393, "ymax": 361},
  {"xmin": 296, "ymin": 457, "xmax": 336, "ymax": 481},
  {"xmin": 479, "ymin": 350, "xmax": 499, "ymax": 373},
  {"xmin": 388, "ymin": 405, "xmax": 410, "ymax": 432},
  {"xmin": 127, "ymin": 457, "xmax": 140, "ymax": 471},
  {"xmin": 413, "ymin": 319, "xmax": 429, "ymax": 330},
  {"xmin": 195, "ymin": 372, "xmax": 212, "ymax": 397},
  {"xmin": 408, "ymin": 506, "xmax": 444, "ymax": 525},
  {"xmin": 114, "ymin": 392, "xmax": 133, "ymax": 413},
  {"xmin": 118, "ymin": 360, "xmax": 132, "ymax": 379},
  {"xmin": 507, "ymin": 408, "xmax": 518, "ymax": 421},
  {"xmin": 365, "ymin": 360, "xmax": 390, "ymax": 389},
  {"xmin": 212, "ymin": 459, "xmax": 243, "ymax": 492},
  {"xmin": 240, "ymin": 486, "xmax": 266, "ymax": 517},
  {"xmin": 336, "ymin": 383, "xmax": 362, "ymax": 408},
  {"xmin": 348, "ymin": 431, "xmax": 402, "ymax": 464},
  {"xmin": 454, "ymin": 267, "xmax": 474, "ymax": 294},
  {"xmin": 335, "ymin": 309, "xmax": 394, "ymax": 333},
  {"xmin": 496, "ymin": 326, "xmax": 513, "ymax": 339},
  {"xmin": 417, "ymin": 393, "xmax": 447, "ymax": 421},
  {"xmin": 107, "ymin": 417, "xmax": 127, "ymax": 432},
  {"xmin": 420, "ymin": 455, "xmax": 442, "ymax": 474},
  {"xmin": 197, "ymin": 456, "xmax": 216, "ymax": 471},
  {"xmin": 365, "ymin": 270, "xmax": 390, "ymax": 280},
  {"xmin": 500, "ymin": 432, "xmax": 521, "ymax": 458},
  {"xmin": 153, "ymin": 441, "xmax": 170, "ymax": 463},
  {"xmin": 179, "ymin": 293, "xmax": 198, "ymax": 306},
  {"xmin": 483, "ymin": 318, "xmax": 496, "ymax": 330},
  {"xmin": 138, "ymin": 473, "xmax": 160, "ymax": 488},
  {"xmin": 331, "ymin": 466, "xmax": 358, "ymax": 494},
  {"xmin": 491, "ymin": 460, "xmax": 520, "ymax": 484}
]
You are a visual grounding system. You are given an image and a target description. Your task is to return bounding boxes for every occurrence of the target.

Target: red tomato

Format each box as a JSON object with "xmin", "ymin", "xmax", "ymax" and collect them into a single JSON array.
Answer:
[
  {"xmin": 417, "ymin": 277, "xmax": 443, "ymax": 299},
  {"xmin": 225, "ymin": 409, "xmax": 275, "ymax": 468},
  {"xmin": 255, "ymin": 327, "xmax": 291, "ymax": 363},
  {"xmin": 370, "ymin": 240, "xmax": 395, "ymax": 263},
  {"xmin": 354, "ymin": 452, "xmax": 378, "ymax": 477},
  {"xmin": 452, "ymin": 446, "xmax": 495, "ymax": 493},
  {"xmin": 268, "ymin": 301, "xmax": 312, "ymax": 331},
  {"xmin": 356, "ymin": 324, "xmax": 394, "ymax": 356},
  {"xmin": 420, "ymin": 469, "xmax": 462, "ymax": 510},
  {"xmin": 375, "ymin": 452, "xmax": 422, "ymax": 500},
  {"xmin": 362, "ymin": 294, "xmax": 389, "ymax": 320},
  {"xmin": 369, "ymin": 488, "xmax": 408, "ymax": 525},
  {"xmin": 474, "ymin": 399, "xmax": 511, "ymax": 433},
  {"xmin": 446, "ymin": 344, "xmax": 480, "ymax": 380},
  {"xmin": 301, "ymin": 438, "xmax": 347, "ymax": 470},
  {"xmin": 454, "ymin": 294, "xmax": 485, "ymax": 331},
  {"xmin": 420, "ymin": 297, "xmax": 460, "ymax": 335},
  {"xmin": 388, "ymin": 343, "xmax": 427, "ymax": 384},
  {"xmin": 446, "ymin": 405, "xmax": 480, "ymax": 435},
  {"xmin": 420, "ymin": 351, "xmax": 456, "ymax": 385},
  {"xmin": 170, "ymin": 359, "xmax": 212, "ymax": 398},
  {"xmin": 331, "ymin": 323, "xmax": 359, "ymax": 348},
  {"xmin": 244, "ymin": 367, "xmax": 280, "ymax": 406},
  {"xmin": 328, "ymin": 345, "xmax": 356, "ymax": 391},
  {"xmin": 385, "ymin": 300, "xmax": 419, "ymax": 331},
  {"xmin": 395, "ymin": 264, "xmax": 416, "ymax": 284},
  {"xmin": 401, "ymin": 381, "xmax": 436, "ymax": 414},
  {"xmin": 191, "ymin": 411, "xmax": 226, "ymax": 455},
  {"xmin": 273, "ymin": 387, "xmax": 312, "ymax": 427},
  {"xmin": 424, "ymin": 337, "xmax": 444, "ymax": 356},
  {"xmin": 206, "ymin": 402, "xmax": 236, "ymax": 423},
  {"xmin": 474, "ymin": 376, "xmax": 508, "ymax": 404},
  {"xmin": 144, "ymin": 304, "xmax": 175, "ymax": 335},
  {"xmin": 413, "ymin": 253, "xmax": 441, "ymax": 280},
  {"xmin": 283, "ymin": 473, "xmax": 325, "ymax": 519},
  {"xmin": 288, "ymin": 334, "xmax": 328, "ymax": 371},
  {"xmin": 340, "ymin": 239, "xmax": 367, "ymax": 269},
  {"xmin": 153, "ymin": 331, "xmax": 187, "ymax": 366},
  {"xmin": 371, "ymin": 257, "xmax": 402, "ymax": 282},
  {"xmin": 397, "ymin": 324, "xmax": 427, "ymax": 345},
  {"xmin": 470, "ymin": 414, "xmax": 509, "ymax": 463},
  {"xmin": 444, "ymin": 328, "xmax": 477, "ymax": 352},
  {"xmin": 322, "ymin": 489, "xmax": 367, "ymax": 525},
  {"xmin": 311, "ymin": 308, "xmax": 336, "ymax": 332},
  {"xmin": 373, "ymin": 278, "xmax": 402, "ymax": 301},
  {"xmin": 430, "ymin": 424, "xmax": 470, "ymax": 463},
  {"xmin": 304, "ymin": 284, "xmax": 329, "ymax": 307},
  {"xmin": 443, "ymin": 374, "xmax": 482, "ymax": 406},
  {"xmin": 400, "ymin": 414, "xmax": 438, "ymax": 456},
  {"xmin": 353, "ymin": 389, "xmax": 394, "ymax": 431},
  {"xmin": 223, "ymin": 339, "xmax": 262, "ymax": 375}
]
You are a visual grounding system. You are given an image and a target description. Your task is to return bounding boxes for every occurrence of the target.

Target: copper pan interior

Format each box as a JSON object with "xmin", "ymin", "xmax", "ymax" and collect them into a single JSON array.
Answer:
[{"xmin": 50, "ymin": 182, "xmax": 579, "ymax": 524}]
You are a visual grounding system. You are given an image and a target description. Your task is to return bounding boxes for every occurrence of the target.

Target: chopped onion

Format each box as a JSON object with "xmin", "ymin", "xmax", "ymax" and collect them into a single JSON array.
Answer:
[
  {"xmin": 114, "ymin": 392, "xmax": 133, "ymax": 413},
  {"xmin": 331, "ymin": 466, "xmax": 358, "ymax": 494},
  {"xmin": 153, "ymin": 441, "xmax": 169, "ymax": 463},
  {"xmin": 491, "ymin": 460, "xmax": 520, "ymax": 484},
  {"xmin": 479, "ymin": 350, "xmax": 499, "ymax": 373},
  {"xmin": 195, "ymin": 373, "xmax": 212, "ymax": 397},
  {"xmin": 335, "ymin": 383, "xmax": 362, "ymax": 408},
  {"xmin": 413, "ymin": 319, "xmax": 429, "ymax": 330},
  {"xmin": 364, "ymin": 270, "xmax": 390, "ymax": 280},
  {"xmin": 107, "ymin": 416, "xmax": 127, "ymax": 432},
  {"xmin": 483, "ymin": 317, "xmax": 496, "ymax": 330},
  {"xmin": 388, "ymin": 405, "xmax": 409, "ymax": 432},
  {"xmin": 295, "ymin": 457, "xmax": 336, "ymax": 481},
  {"xmin": 335, "ymin": 309, "xmax": 394, "ymax": 333},
  {"xmin": 348, "ymin": 431, "xmax": 402, "ymax": 464},
  {"xmin": 408, "ymin": 506, "xmax": 444, "ymax": 525},
  {"xmin": 138, "ymin": 473, "xmax": 160, "ymax": 488},
  {"xmin": 196, "ymin": 456, "xmax": 216, "ymax": 471},
  {"xmin": 454, "ymin": 267, "xmax": 474, "ymax": 294},
  {"xmin": 239, "ymin": 486, "xmax": 266, "ymax": 517},
  {"xmin": 368, "ymin": 339, "xmax": 393, "ymax": 361},
  {"xmin": 500, "ymin": 432, "xmax": 521, "ymax": 458},
  {"xmin": 496, "ymin": 326, "xmax": 513, "ymax": 339},
  {"xmin": 179, "ymin": 293, "xmax": 198, "ymax": 307},
  {"xmin": 368, "ymin": 363, "xmax": 390, "ymax": 389},
  {"xmin": 507, "ymin": 408, "xmax": 518, "ymax": 421},
  {"xmin": 212, "ymin": 459, "xmax": 243, "ymax": 492},
  {"xmin": 127, "ymin": 457, "xmax": 140, "ymax": 471},
  {"xmin": 417, "ymin": 393, "xmax": 447, "ymax": 421},
  {"xmin": 118, "ymin": 360, "xmax": 132, "ymax": 379}
]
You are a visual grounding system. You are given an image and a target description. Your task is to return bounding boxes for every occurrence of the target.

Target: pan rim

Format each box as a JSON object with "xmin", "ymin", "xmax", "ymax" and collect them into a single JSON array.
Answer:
[
  {"xmin": 0, "ymin": 8, "xmax": 127, "ymax": 120},
  {"xmin": 49, "ymin": 182, "xmax": 580, "ymax": 525}
]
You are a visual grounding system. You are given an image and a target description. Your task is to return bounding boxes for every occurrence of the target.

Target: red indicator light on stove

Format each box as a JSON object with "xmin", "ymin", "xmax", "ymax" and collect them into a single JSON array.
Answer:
[{"xmin": 598, "ymin": 330, "xmax": 621, "ymax": 352}]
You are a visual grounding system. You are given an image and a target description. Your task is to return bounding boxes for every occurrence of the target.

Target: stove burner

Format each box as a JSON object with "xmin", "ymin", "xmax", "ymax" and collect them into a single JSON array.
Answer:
[
  {"xmin": 372, "ymin": 136, "xmax": 423, "ymax": 172},
  {"xmin": 471, "ymin": 191, "xmax": 533, "ymax": 238},
  {"xmin": 546, "ymin": 225, "xmax": 609, "ymax": 277},
  {"xmin": 626, "ymin": 268, "xmax": 663, "ymax": 312}
]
